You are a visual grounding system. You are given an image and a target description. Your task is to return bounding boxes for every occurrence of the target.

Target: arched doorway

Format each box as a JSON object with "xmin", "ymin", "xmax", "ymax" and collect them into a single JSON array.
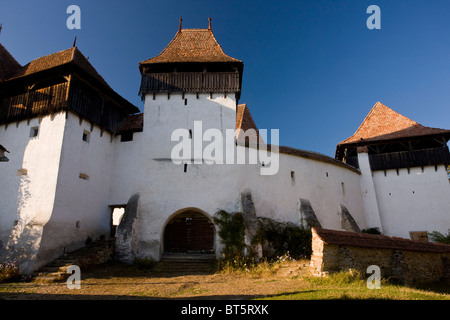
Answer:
[{"xmin": 163, "ymin": 210, "xmax": 215, "ymax": 254}]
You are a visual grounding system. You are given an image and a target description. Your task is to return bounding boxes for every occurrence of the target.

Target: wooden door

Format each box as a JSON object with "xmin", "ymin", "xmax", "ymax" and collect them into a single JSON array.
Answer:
[{"xmin": 164, "ymin": 211, "xmax": 214, "ymax": 253}]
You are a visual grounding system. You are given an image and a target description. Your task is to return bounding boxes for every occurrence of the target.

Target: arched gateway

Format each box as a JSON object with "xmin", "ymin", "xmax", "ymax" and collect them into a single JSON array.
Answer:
[{"xmin": 163, "ymin": 210, "xmax": 215, "ymax": 254}]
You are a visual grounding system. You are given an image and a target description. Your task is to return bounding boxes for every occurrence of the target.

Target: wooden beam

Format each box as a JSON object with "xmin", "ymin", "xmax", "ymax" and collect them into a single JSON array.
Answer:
[{"xmin": 70, "ymin": 73, "xmax": 129, "ymax": 112}]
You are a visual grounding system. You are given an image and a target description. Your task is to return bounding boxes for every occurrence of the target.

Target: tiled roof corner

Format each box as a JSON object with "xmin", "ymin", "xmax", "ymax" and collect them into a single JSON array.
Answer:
[
  {"xmin": 7, "ymin": 47, "xmax": 109, "ymax": 87},
  {"xmin": 140, "ymin": 28, "xmax": 242, "ymax": 65},
  {"xmin": 338, "ymin": 102, "xmax": 450, "ymax": 145},
  {"xmin": 116, "ymin": 113, "xmax": 144, "ymax": 134},
  {"xmin": 0, "ymin": 43, "xmax": 21, "ymax": 82}
]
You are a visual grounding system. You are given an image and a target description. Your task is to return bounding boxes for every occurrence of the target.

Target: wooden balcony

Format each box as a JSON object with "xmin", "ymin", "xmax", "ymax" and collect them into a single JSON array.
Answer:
[
  {"xmin": 369, "ymin": 147, "xmax": 450, "ymax": 171},
  {"xmin": 139, "ymin": 72, "xmax": 241, "ymax": 97}
]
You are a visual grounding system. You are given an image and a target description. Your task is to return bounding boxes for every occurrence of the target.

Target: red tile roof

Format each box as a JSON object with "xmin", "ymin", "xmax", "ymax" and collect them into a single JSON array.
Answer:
[
  {"xmin": 312, "ymin": 227, "xmax": 450, "ymax": 253},
  {"xmin": 236, "ymin": 104, "xmax": 260, "ymax": 138},
  {"xmin": 0, "ymin": 43, "xmax": 21, "ymax": 82},
  {"xmin": 140, "ymin": 28, "xmax": 242, "ymax": 65},
  {"xmin": 338, "ymin": 102, "xmax": 450, "ymax": 146}
]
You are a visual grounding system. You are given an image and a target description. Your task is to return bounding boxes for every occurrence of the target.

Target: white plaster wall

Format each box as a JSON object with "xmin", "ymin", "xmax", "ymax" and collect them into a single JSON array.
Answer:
[
  {"xmin": 244, "ymin": 151, "xmax": 366, "ymax": 231},
  {"xmin": 112, "ymin": 148, "xmax": 366, "ymax": 261},
  {"xmin": 145, "ymin": 93, "xmax": 237, "ymax": 160},
  {"xmin": 0, "ymin": 113, "xmax": 66, "ymax": 272},
  {"xmin": 372, "ymin": 165, "xmax": 450, "ymax": 239},
  {"xmin": 39, "ymin": 111, "xmax": 116, "ymax": 263},
  {"xmin": 109, "ymin": 93, "xmax": 241, "ymax": 259},
  {"xmin": 109, "ymin": 92, "xmax": 366, "ymax": 260}
]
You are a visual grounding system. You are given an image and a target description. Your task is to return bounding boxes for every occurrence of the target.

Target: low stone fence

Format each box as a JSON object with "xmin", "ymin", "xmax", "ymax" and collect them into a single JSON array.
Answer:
[{"xmin": 310, "ymin": 227, "xmax": 450, "ymax": 285}]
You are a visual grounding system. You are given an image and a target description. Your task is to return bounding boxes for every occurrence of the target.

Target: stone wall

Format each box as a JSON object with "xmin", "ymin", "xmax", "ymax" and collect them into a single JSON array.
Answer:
[{"xmin": 310, "ymin": 227, "xmax": 450, "ymax": 285}]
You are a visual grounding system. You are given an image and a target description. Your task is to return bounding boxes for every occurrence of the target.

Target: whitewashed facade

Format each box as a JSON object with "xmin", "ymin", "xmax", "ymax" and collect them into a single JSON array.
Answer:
[{"xmin": 1, "ymin": 25, "xmax": 449, "ymax": 273}]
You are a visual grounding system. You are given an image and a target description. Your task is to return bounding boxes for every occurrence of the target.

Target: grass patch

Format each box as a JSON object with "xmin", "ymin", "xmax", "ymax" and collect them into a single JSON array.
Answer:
[
  {"xmin": 0, "ymin": 260, "xmax": 448, "ymax": 300},
  {"xmin": 260, "ymin": 270, "xmax": 450, "ymax": 300}
]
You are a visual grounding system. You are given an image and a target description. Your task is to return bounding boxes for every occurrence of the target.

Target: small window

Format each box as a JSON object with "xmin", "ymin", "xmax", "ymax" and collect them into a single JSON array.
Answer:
[
  {"xmin": 291, "ymin": 171, "xmax": 295, "ymax": 186},
  {"xmin": 30, "ymin": 126, "xmax": 39, "ymax": 138},
  {"xmin": 79, "ymin": 173, "xmax": 89, "ymax": 181},
  {"xmin": 121, "ymin": 132, "xmax": 133, "ymax": 142},
  {"xmin": 82, "ymin": 130, "xmax": 90, "ymax": 143},
  {"xmin": 189, "ymin": 129, "xmax": 192, "ymax": 139},
  {"xmin": 184, "ymin": 163, "xmax": 188, "ymax": 172}
]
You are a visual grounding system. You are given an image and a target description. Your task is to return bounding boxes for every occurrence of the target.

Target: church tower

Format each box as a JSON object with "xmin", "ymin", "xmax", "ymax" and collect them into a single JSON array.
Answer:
[
  {"xmin": 116, "ymin": 19, "xmax": 245, "ymax": 261},
  {"xmin": 336, "ymin": 102, "xmax": 450, "ymax": 238},
  {"xmin": 138, "ymin": 18, "xmax": 243, "ymax": 161}
]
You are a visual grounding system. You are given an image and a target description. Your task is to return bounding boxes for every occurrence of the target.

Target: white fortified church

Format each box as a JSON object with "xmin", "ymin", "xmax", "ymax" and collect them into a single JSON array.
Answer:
[{"xmin": 1, "ymin": 20, "xmax": 450, "ymax": 273}]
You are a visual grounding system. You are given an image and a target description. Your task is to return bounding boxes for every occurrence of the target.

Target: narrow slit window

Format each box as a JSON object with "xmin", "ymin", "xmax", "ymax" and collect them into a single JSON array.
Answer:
[
  {"xmin": 291, "ymin": 171, "xmax": 295, "ymax": 185},
  {"xmin": 79, "ymin": 173, "xmax": 89, "ymax": 181},
  {"xmin": 184, "ymin": 163, "xmax": 188, "ymax": 172},
  {"xmin": 189, "ymin": 129, "xmax": 192, "ymax": 139},
  {"xmin": 82, "ymin": 130, "xmax": 90, "ymax": 143},
  {"xmin": 121, "ymin": 132, "xmax": 134, "ymax": 142},
  {"xmin": 30, "ymin": 126, "xmax": 39, "ymax": 138}
]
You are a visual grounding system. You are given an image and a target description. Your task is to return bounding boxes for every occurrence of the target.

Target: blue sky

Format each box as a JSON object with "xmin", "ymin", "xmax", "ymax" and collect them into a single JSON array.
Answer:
[{"xmin": 1, "ymin": 0, "xmax": 450, "ymax": 157}]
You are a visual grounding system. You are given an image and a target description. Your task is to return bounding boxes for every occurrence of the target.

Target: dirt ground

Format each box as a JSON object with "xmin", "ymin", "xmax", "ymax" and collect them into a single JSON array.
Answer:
[{"xmin": 0, "ymin": 259, "xmax": 312, "ymax": 300}]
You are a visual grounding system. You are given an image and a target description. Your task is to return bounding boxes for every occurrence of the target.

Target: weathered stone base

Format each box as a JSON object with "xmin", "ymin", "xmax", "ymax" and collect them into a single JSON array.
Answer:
[{"xmin": 311, "ymin": 227, "xmax": 450, "ymax": 285}]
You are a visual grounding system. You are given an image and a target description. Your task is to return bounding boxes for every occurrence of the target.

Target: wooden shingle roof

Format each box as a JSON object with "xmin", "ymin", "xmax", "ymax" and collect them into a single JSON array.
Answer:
[
  {"xmin": 338, "ymin": 102, "xmax": 450, "ymax": 146},
  {"xmin": 0, "ymin": 43, "xmax": 21, "ymax": 82},
  {"xmin": 7, "ymin": 46, "xmax": 109, "ymax": 87},
  {"xmin": 140, "ymin": 28, "xmax": 242, "ymax": 65},
  {"xmin": 116, "ymin": 113, "xmax": 144, "ymax": 134},
  {"xmin": 0, "ymin": 45, "xmax": 139, "ymax": 115}
]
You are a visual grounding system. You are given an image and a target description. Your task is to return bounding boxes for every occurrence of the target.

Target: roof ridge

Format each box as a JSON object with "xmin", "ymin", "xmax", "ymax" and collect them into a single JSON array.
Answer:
[
  {"xmin": 4, "ymin": 46, "xmax": 111, "ymax": 89},
  {"xmin": 181, "ymin": 28, "xmax": 210, "ymax": 31},
  {"xmin": 0, "ymin": 42, "xmax": 22, "ymax": 81},
  {"xmin": 338, "ymin": 101, "xmax": 421, "ymax": 145},
  {"xmin": 140, "ymin": 26, "xmax": 241, "ymax": 65}
]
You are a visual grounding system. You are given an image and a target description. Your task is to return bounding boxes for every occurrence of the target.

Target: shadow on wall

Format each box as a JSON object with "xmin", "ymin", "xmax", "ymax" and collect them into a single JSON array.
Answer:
[
  {"xmin": 0, "ymin": 124, "xmax": 41, "ymax": 273},
  {"xmin": 1, "ymin": 115, "xmax": 66, "ymax": 273},
  {"xmin": 339, "ymin": 204, "xmax": 361, "ymax": 232}
]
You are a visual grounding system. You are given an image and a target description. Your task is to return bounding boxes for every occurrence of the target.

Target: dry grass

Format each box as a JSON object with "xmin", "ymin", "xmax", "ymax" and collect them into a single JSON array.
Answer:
[{"xmin": 0, "ymin": 259, "xmax": 448, "ymax": 300}]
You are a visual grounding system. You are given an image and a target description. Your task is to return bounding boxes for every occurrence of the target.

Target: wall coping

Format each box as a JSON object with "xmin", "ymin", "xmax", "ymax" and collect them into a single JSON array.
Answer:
[{"xmin": 312, "ymin": 227, "xmax": 450, "ymax": 254}]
